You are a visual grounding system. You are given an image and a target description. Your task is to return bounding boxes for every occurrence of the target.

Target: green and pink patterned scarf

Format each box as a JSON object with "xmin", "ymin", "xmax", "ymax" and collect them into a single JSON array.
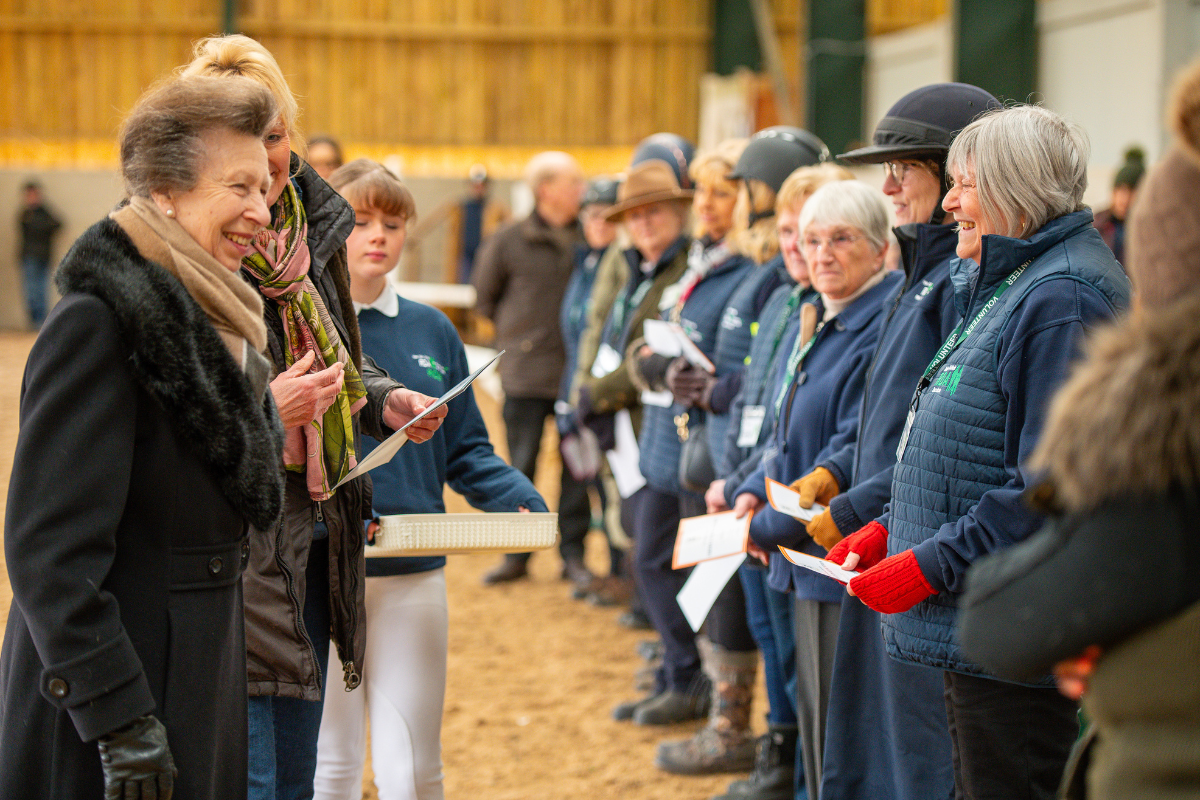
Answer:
[{"xmin": 242, "ymin": 181, "xmax": 367, "ymax": 500}]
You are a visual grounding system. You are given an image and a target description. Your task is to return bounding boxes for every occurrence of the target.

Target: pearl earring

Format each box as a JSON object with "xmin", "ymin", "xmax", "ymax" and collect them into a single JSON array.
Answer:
[{"xmin": 166, "ymin": 208, "xmax": 175, "ymax": 217}]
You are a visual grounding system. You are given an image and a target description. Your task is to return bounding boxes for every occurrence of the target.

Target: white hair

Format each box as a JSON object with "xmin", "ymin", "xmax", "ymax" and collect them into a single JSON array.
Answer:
[
  {"xmin": 797, "ymin": 180, "xmax": 890, "ymax": 252},
  {"xmin": 524, "ymin": 150, "xmax": 581, "ymax": 191},
  {"xmin": 947, "ymin": 105, "xmax": 1090, "ymax": 239}
]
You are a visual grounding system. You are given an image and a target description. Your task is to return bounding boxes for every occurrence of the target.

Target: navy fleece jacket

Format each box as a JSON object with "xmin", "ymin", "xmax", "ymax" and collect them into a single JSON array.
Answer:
[{"xmin": 358, "ymin": 290, "xmax": 547, "ymax": 576}]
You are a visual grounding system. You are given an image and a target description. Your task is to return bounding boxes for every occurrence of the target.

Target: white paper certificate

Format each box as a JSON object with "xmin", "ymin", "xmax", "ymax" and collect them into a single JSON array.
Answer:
[
  {"xmin": 764, "ymin": 477, "xmax": 825, "ymax": 522},
  {"xmin": 777, "ymin": 546, "xmax": 858, "ymax": 584},
  {"xmin": 672, "ymin": 510, "xmax": 751, "ymax": 569},
  {"xmin": 676, "ymin": 553, "xmax": 747, "ymax": 632},
  {"xmin": 333, "ymin": 351, "xmax": 503, "ymax": 489}
]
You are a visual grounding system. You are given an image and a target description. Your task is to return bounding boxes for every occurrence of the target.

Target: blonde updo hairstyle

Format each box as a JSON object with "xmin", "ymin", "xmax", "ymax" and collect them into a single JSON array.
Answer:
[
  {"xmin": 180, "ymin": 34, "xmax": 303, "ymax": 153},
  {"xmin": 775, "ymin": 163, "xmax": 856, "ymax": 217}
]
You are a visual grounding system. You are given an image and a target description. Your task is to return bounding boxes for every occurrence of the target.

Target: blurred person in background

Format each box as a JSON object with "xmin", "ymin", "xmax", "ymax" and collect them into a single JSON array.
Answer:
[
  {"xmin": 708, "ymin": 161, "xmax": 853, "ymax": 800},
  {"xmin": 17, "ymin": 179, "xmax": 62, "ymax": 328},
  {"xmin": 555, "ymin": 176, "xmax": 628, "ymax": 600},
  {"xmin": 620, "ymin": 140, "xmax": 760, "ymax": 747},
  {"xmin": 182, "ymin": 35, "xmax": 446, "ymax": 800},
  {"xmin": 788, "ymin": 83, "xmax": 998, "ymax": 800},
  {"xmin": 958, "ymin": 58, "xmax": 1200, "ymax": 800},
  {"xmin": 453, "ymin": 164, "xmax": 510, "ymax": 284},
  {"xmin": 828, "ymin": 105, "xmax": 1130, "ymax": 800},
  {"xmin": 0, "ymin": 75, "xmax": 284, "ymax": 800},
  {"xmin": 471, "ymin": 151, "xmax": 592, "ymax": 591},
  {"xmin": 314, "ymin": 159, "xmax": 546, "ymax": 800},
  {"xmin": 306, "ymin": 135, "xmax": 344, "ymax": 181},
  {"xmin": 1092, "ymin": 145, "xmax": 1145, "ymax": 264},
  {"xmin": 732, "ymin": 180, "xmax": 902, "ymax": 799}
]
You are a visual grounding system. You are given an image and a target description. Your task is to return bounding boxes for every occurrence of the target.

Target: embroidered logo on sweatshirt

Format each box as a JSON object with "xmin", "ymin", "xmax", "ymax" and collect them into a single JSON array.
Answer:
[
  {"xmin": 412, "ymin": 354, "xmax": 447, "ymax": 382},
  {"xmin": 720, "ymin": 306, "xmax": 744, "ymax": 331},
  {"xmin": 930, "ymin": 364, "xmax": 963, "ymax": 395},
  {"xmin": 914, "ymin": 280, "xmax": 934, "ymax": 302}
]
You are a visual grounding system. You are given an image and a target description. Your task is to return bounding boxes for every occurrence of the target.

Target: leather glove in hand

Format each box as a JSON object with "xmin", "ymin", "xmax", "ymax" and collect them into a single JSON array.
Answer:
[
  {"xmin": 98, "ymin": 714, "xmax": 176, "ymax": 800},
  {"xmin": 826, "ymin": 520, "xmax": 889, "ymax": 572},
  {"xmin": 805, "ymin": 509, "xmax": 844, "ymax": 551},
  {"xmin": 789, "ymin": 467, "xmax": 840, "ymax": 508},
  {"xmin": 848, "ymin": 550, "xmax": 936, "ymax": 613},
  {"xmin": 664, "ymin": 358, "xmax": 713, "ymax": 406},
  {"xmin": 637, "ymin": 352, "xmax": 673, "ymax": 391}
]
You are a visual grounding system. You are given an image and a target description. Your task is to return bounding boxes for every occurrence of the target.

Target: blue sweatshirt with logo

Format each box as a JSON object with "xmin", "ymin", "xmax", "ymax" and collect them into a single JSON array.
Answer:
[{"xmin": 357, "ymin": 290, "xmax": 547, "ymax": 576}]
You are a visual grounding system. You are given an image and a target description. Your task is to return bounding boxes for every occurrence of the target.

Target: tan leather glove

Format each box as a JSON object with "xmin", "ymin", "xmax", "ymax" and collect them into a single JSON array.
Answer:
[
  {"xmin": 788, "ymin": 466, "xmax": 840, "ymax": 508},
  {"xmin": 805, "ymin": 508, "xmax": 844, "ymax": 551}
]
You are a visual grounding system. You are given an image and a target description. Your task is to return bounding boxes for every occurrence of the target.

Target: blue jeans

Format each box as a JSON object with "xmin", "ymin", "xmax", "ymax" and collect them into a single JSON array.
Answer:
[
  {"xmin": 739, "ymin": 563, "xmax": 797, "ymax": 726},
  {"xmin": 22, "ymin": 256, "xmax": 48, "ymax": 327},
  {"xmin": 248, "ymin": 536, "xmax": 330, "ymax": 800}
]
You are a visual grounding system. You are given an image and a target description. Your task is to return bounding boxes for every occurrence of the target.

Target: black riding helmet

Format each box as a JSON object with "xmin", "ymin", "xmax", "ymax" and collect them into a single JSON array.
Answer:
[
  {"xmin": 727, "ymin": 126, "xmax": 830, "ymax": 226},
  {"xmin": 582, "ymin": 176, "xmax": 621, "ymax": 209},
  {"xmin": 632, "ymin": 133, "xmax": 696, "ymax": 189},
  {"xmin": 839, "ymin": 83, "xmax": 1000, "ymax": 222}
]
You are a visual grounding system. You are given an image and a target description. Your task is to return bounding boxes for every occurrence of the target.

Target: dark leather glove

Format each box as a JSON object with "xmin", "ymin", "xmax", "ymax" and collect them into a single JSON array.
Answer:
[
  {"xmin": 584, "ymin": 412, "xmax": 616, "ymax": 451},
  {"xmin": 665, "ymin": 358, "xmax": 715, "ymax": 407},
  {"xmin": 637, "ymin": 352, "xmax": 673, "ymax": 391},
  {"xmin": 98, "ymin": 714, "xmax": 177, "ymax": 800}
]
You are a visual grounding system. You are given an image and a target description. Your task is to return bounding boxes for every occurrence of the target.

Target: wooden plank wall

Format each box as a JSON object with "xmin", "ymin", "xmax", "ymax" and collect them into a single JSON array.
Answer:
[
  {"xmin": 868, "ymin": 0, "xmax": 946, "ymax": 36},
  {"xmin": 0, "ymin": 0, "xmax": 722, "ymax": 170}
]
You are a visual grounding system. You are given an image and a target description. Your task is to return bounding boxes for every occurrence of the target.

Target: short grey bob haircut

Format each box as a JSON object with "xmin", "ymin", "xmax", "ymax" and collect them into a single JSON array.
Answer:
[
  {"xmin": 947, "ymin": 105, "xmax": 1090, "ymax": 239},
  {"xmin": 120, "ymin": 75, "xmax": 278, "ymax": 199},
  {"xmin": 797, "ymin": 179, "xmax": 890, "ymax": 253}
]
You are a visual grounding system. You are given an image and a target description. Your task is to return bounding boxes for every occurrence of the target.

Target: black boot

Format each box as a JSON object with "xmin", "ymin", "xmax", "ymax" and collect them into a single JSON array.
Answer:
[
  {"xmin": 481, "ymin": 553, "xmax": 529, "ymax": 585},
  {"xmin": 711, "ymin": 724, "xmax": 797, "ymax": 800}
]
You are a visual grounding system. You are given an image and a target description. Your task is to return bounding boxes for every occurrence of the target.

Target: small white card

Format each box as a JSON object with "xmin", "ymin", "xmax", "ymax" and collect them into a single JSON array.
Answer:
[
  {"xmin": 672, "ymin": 510, "xmax": 751, "ymax": 569},
  {"xmin": 676, "ymin": 553, "xmax": 747, "ymax": 632},
  {"xmin": 777, "ymin": 546, "xmax": 858, "ymax": 584},
  {"xmin": 737, "ymin": 405, "xmax": 767, "ymax": 447},
  {"xmin": 605, "ymin": 410, "xmax": 647, "ymax": 498},
  {"xmin": 764, "ymin": 477, "xmax": 825, "ymax": 522},
  {"xmin": 643, "ymin": 318, "xmax": 716, "ymax": 373},
  {"xmin": 592, "ymin": 343, "xmax": 622, "ymax": 378},
  {"xmin": 640, "ymin": 389, "xmax": 674, "ymax": 407}
]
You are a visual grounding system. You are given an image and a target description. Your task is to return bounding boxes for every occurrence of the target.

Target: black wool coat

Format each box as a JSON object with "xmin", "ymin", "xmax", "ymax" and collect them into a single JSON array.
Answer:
[{"xmin": 0, "ymin": 218, "xmax": 284, "ymax": 799}]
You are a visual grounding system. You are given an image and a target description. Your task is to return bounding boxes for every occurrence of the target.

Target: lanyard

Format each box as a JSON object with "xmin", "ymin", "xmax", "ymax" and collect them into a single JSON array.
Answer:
[
  {"xmin": 896, "ymin": 260, "xmax": 1031, "ymax": 460},
  {"xmin": 760, "ymin": 284, "xmax": 808, "ymax": 368},
  {"xmin": 773, "ymin": 309, "xmax": 823, "ymax": 416},
  {"xmin": 610, "ymin": 277, "xmax": 653, "ymax": 348}
]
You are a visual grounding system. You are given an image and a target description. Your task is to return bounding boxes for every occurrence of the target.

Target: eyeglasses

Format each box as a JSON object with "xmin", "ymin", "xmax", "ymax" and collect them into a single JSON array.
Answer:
[
  {"xmin": 882, "ymin": 161, "xmax": 919, "ymax": 183},
  {"xmin": 803, "ymin": 233, "xmax": 865, "ymax": 252}
]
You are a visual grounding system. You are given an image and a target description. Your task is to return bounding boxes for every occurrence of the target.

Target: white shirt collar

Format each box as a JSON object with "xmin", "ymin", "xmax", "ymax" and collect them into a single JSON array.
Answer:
[{"xmin": 353, "ymin": 284, "xmax": 400, "ymax": 318}]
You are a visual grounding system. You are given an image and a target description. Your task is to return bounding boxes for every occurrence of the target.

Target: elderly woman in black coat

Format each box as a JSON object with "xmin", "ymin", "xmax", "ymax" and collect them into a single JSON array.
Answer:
[{"xmin": 0, "ymin": 76, "xmax": 284, "ymax": 799}]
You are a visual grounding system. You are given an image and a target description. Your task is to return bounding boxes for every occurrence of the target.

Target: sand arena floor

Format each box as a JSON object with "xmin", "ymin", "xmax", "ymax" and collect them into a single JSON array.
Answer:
[{"xmin": 0, "ymin": 331, "xmax": 765, "ymax": 799}]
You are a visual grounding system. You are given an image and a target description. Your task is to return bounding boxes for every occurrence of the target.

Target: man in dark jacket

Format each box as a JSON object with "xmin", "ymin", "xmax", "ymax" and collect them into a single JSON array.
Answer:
[
  {"xmin": 17, "ymin": 181, "xmax": 62, "ymax": 328},
  {"xmin": 471, "ymin": 151, "xmax": 593, "ymax": 590}
]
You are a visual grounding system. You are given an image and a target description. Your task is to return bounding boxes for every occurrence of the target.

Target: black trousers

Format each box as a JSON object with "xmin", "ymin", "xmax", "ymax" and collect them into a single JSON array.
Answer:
[
  {"xmin": 943, "ymin": 671, "xmax": 1078, "ymax": 800},
  {"xmin": 501, "ymin": 396, "xmax": 590, "ymax": 562}
]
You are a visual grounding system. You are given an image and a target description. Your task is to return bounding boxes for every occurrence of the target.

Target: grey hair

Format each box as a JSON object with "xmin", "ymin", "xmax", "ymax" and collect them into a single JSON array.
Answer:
[
  {"xmin": 120, "ymin": 75, "xmax": 278, "ymax": 198},
  {"xmin": 947, "ymin": 105, "xmax": 1090, "ymax": 239},
  {"xmin": 797, "ymin": 179, "xmax": 890, "ymax": 252},
  {"xmin": 524, "ymin": 150, "xmax": 581, "ymax": 191}
]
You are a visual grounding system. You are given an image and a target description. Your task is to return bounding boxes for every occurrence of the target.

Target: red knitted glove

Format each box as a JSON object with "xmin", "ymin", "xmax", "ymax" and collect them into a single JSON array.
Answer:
[
  {"xmin": 826, "ymin": 521, "xmax": 888, "ymax": 572},
  {"xmin": 848, "ymin": 550, "xmax": 936, "ymax": 614}
]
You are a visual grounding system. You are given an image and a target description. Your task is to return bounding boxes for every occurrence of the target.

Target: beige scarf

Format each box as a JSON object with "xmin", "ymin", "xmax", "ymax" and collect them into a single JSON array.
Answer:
[{"xmin": 111, "ymin": 196, "xmax": 267, "ymax": 366}]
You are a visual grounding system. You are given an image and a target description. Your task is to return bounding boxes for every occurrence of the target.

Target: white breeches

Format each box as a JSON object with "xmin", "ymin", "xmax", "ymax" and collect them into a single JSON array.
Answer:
[{"xmin": 314, "ymin": 569, "xmax": 448, "ymax": 800}]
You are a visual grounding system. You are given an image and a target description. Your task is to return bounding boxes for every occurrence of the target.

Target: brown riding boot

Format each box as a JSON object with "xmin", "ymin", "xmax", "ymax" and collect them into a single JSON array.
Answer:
[{"xmin": 654, "ymin": 645, "xmax": 758, "ymax": 775}]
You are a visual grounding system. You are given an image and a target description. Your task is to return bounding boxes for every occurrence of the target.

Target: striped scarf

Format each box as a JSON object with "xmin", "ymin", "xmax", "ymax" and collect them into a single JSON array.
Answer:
[{"xmin": 242, "ymin": 181, "xmax": 367, "ymax": 500}]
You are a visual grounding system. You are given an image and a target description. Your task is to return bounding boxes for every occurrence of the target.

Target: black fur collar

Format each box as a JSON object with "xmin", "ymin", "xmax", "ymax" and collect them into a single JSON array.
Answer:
[{"xmin": 55, "ymin": 218, "xmax": 284, "ymax": 530}]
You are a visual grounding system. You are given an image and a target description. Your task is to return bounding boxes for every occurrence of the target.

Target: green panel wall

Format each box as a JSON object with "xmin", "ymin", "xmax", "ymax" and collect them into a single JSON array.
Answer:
[
  {"xmin": 713, "ymin": 0, "xmax": 763, "ymax": 74},
  {"xmin": 955, "ymin": 0, "xmax": 1037, "ymax": 103},
  {"xmin": 806, "ymin": 0, "xmax": 866, "ymax": 155}
]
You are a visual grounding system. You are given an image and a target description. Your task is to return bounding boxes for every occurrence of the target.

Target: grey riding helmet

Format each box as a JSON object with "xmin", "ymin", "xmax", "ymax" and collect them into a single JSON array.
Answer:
[
  {"xmin": 631, "ymin": 133, "xmax": 696, "ymax": 189},
  {"xmin": 727, "ymin": 126, "xmax": 830, "ymax": 225}
]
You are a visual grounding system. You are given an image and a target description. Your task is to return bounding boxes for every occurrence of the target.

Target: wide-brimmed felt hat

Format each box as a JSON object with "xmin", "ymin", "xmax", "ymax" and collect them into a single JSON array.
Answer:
[{"xmin": 604, "ymin": 161, "xmax": 694, "ymax": 221}]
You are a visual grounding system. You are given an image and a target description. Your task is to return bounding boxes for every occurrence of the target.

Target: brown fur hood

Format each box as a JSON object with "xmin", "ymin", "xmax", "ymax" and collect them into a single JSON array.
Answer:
[{"xmin": 1028, "ymin": 293, "xmax": 1200, "ymax": 512}]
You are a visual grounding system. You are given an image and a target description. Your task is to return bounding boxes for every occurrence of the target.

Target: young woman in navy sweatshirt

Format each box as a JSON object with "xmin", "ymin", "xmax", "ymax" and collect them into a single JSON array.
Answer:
[{"xmin": 313, "ymin": 160, "xmax": 547, "ymax": 800}]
